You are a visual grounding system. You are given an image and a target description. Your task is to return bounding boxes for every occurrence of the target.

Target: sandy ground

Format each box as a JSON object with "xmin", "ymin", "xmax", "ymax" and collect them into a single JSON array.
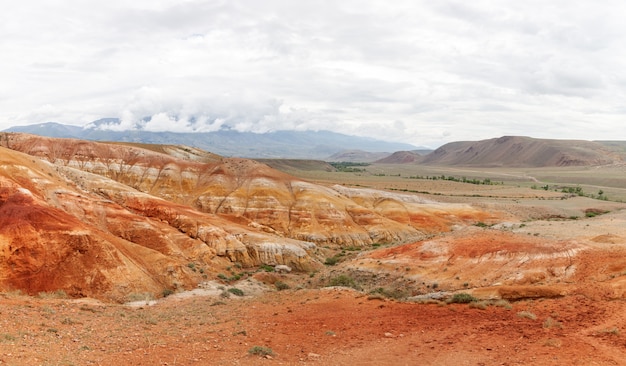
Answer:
[{"xmin": 1, "ymin": 287, "xmax": 626, "ymax": 366}]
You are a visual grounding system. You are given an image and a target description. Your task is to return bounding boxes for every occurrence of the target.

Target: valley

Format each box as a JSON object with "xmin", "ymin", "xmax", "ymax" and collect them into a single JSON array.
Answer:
[{"xmin": 1, "ymin": 132, "xmax": 626, "ymax": 364}]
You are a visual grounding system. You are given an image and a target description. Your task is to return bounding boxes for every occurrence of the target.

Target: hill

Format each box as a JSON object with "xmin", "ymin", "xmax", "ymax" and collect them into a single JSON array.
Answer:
[
  {"xmin": 325, "ymin": 149, "xmax": 392, "ymax": 162},
  {"xmin": 421, "ymin": 136, "xmax": 624, "ymax": 167},
  {"xmin": 0, "ymin": 132, "xmax": 488, "ymax": 300},
  {"xmin": 4, "ymin": 120, "xmax": 418, "ymax": 159},
  {"xmin": 374, "ymin": 150, "xmax": 424, "ymax": 164}
]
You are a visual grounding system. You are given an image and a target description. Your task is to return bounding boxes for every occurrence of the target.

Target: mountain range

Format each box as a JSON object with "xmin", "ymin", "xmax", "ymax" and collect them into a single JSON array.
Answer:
[{"xmin": 4, "ymin": 120, "xmax": 420, "ymax": 160}]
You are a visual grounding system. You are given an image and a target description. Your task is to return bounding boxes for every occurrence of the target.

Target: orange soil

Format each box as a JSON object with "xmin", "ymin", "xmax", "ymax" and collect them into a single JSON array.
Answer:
[{"xmin": 1, "ymin": 289, "xmax": 625, "ymax": 365}]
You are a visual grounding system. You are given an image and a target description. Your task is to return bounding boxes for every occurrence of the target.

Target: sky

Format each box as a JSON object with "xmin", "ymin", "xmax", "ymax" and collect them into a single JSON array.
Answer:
[{"xmin": 1, "ymin": 0, "xmax": 625, "ymax": 148}]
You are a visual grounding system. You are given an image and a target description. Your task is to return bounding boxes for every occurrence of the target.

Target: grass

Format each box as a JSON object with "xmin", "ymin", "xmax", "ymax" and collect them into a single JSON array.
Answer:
[
  {"xmin": 328, "ymin": 275, "xmax": 360, "ymax": 290},
  {"xmin": 596, "ymin": 327, "xmax": 620, "ymax": 335},
  {"xmin": 248, "ymin": 346, "xmax": 273, "ymax": 356},
  {"xmin": 468, "ymin": 301, "xmax": 488, "ymax": 310},
  {"xmin": 448, "ymin": 293, "xmax": 477, "ymax": 304},
  {"xmin": 517, "ymin": 311, "xmax": 537, "ymax": 320},
  {"xmin": 260, "ymin": 264, "xmax": 275, "ymax": 272},
  {"xmin": 37, "ymin": 290, "xmax": 68, "ymax": 299},
  {"xmin": 227, "ymin": 288, "xmax": 244, "ymax": 297},
  {"xmin": 543, "ymin": 317, "xmax": 563, "ymax": 329},
  {"xmin": 493, "ymin": 299, "xmax": 512, "ymax": 310},
  {"xmin": 126, "ymin": 292, "xmax": 155, "ymax": 302}
]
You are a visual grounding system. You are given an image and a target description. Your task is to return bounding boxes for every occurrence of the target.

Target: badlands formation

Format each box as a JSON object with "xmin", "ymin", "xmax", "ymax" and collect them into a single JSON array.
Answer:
[
  {"xmin": 1, "ymin": 132, "xmax": 626, "ymax": 364},
  {"xmin": 0, "ymin": 133, "xmax": 489, "ymax": 301}
]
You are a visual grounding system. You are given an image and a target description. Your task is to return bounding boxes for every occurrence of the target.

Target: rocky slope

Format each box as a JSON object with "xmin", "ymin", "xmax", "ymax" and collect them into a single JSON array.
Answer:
[
  {"xmin": 374, "ymin": 150, "xmax": 424, "ymax": 164},
  {"xmin": 0, "ymin": 133, "xmax": 491, "ymax": 300},
  {"xmin": 421, "ymin": 136, "xmax": 623, "ymax": 167}
]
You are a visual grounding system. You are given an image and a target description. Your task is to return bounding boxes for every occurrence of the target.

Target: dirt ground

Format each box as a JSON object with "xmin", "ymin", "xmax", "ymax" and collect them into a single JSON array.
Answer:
[{"xmin": 1, "ymin": 287, "xmax": 626, "ymax": 366}]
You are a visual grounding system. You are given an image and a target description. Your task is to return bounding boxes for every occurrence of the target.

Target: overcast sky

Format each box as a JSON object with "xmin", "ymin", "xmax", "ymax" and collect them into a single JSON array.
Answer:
[{"xmin": 1, "ymin": 1, "xmax": 625, "ymax": 147}]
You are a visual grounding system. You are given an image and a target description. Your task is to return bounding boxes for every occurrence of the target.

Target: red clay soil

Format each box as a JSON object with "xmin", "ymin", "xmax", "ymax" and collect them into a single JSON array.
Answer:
[{"xmin": 1, "ymin": 289, "xmax": 625, "ymax": 365}]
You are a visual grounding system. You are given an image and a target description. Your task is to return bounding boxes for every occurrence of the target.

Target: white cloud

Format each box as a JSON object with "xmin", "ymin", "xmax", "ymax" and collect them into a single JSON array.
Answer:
[{"xmin": 1, "ymin": 0, "xmax": 626, "ymax": 148}]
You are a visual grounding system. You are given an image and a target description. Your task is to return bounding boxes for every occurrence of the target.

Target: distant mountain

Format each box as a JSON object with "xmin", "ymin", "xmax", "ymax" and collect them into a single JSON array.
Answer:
[
  {"xmin": 7, "ymin": 122, "xmax": 85, "ymax": 138},
  {"xmin": 325, "ymin": 149, "xmax": 392, "ymax": 162},
  {"xmin": 421, "ymin": 136, "xmax": 624, "ymax": 167},
  {"xmin": 4, "ymin": 119, "xmax": 419, "ymax": 159},
  {"xmin": 375, "ymin": 150, "xmax": 424, "ymax": 164}
]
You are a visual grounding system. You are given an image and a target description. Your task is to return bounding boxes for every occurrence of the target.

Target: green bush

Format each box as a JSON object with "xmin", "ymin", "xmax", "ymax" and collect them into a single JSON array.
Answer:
[
  {"xmin": 449, "ymin": 293, "xmax": 477, "ymax": 304},
  {"xmin": 260, "ymin": 264, "xmax": 274, "ymax": 272},
  {"xmin": 227, "ymin": 287, "xmax": 244, "ymax": 297},
  {"xmin": 324, "ymin": 256, "xmax": 340, "ymax": 266},
  {"xmin": 275, "ymin": 281, "xmax": 290, "ymax": 291}
]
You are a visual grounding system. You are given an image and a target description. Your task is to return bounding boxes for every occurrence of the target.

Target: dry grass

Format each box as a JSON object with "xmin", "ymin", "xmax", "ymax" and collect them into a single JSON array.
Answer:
[{"xmin": 517, "ymin": 311, "xmax": 537, "ymax": 320}]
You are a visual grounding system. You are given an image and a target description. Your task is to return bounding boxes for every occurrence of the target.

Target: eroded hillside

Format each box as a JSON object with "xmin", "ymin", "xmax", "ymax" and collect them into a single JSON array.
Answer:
[{"xmin": 0, "ymin": 133, "xmax": 491, "ymax": 300}]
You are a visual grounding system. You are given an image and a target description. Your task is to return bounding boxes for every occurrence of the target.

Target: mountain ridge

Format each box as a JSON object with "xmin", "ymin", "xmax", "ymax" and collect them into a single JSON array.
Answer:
[
  {"xmin": 419, "ymin": 136, "xmax": 625, "ymax": 167},
  {"xmin": 4, "ymin": 120, "xmax": 421, "ymax": 160}
]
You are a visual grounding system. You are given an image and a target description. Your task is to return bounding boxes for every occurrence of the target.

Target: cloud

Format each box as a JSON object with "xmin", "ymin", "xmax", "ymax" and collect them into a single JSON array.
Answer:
[{"xmin": 1, "ymin": 0, "xmax": 625, "ymax": 148}]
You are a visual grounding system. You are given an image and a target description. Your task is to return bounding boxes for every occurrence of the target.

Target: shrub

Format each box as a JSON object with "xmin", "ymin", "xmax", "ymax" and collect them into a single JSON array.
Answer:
[
  {"xmin": 493, "ymin": 299, "xmax": 512, "ymax": 309},
  {"xmin": 248, "ymin": 346, "xmax": 273, "ymax": 356},
  {"xmin": 126, "ymin": 292, "xmax": 154, "ymax": 302},
  {"xmin": 275, "ymin": 281, "xmax": 290, "ymax": 291},
  {"xmin": 543, "ymin": 317, "xmax": 562, "ymax": 329},
  {"xmin": 448, "ymin": 293, "xmax": 477, "ymax": 304},
  {"xmin": 369, "ymin": 287, "xmax": 407, "ymax": 300},
  {"xmin": 227, "ymin": 287, "xmax": 244, "ymax": 297},
  {"xmin": 217, "ymin": 273, "xmax": 228, "ymax": 280},
  {"xmin": 469, "ymin": 301, "xmax": 488, "ymax": 310},
  {"xmin": 324, "ymin": 256, "xmax": 340, "ymax": 266},
  {"xmin": 162, "ymin": 288, "xmax": 174, "ymax": 298},
  {"xmin": 328, "ymin": 275, "xmax": 359, "ymax": 289},
  {"xmin": 38, "ymin": 290, "xmax": 68, "ymax": 299},
  {"xmin": 260, "ymin": 264, "xmax": 274, "ymax": 272},
  {"xmin": 367, "ymin": 293, "xmax": 386, "ymax": 300}
]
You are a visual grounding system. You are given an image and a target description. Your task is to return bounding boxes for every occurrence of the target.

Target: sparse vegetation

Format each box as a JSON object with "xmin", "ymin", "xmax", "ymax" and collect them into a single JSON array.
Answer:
[
  {"xmin": 597, "ymin": 327, "xmax": 620, "ymax": 335},
  {"xmin": 275, "ymin": 281, "xmax": 290, "ymax": 291},
  {"xmin": 227, "ymin": 288, "xmax": 244, "ymax": 297},
  {"xmin": 468, "ymin": 301, "xmax": 488, "ymax": 310},
  {"xmin": 406, "ymin": 174, "xmax": 501, "ymax": 185},
  {"xmin": 328, "ymin": 275, "xmax": 359, "ymax": 290},
  {"xmin": 329, "ymin": 162, "xmax": 370, "ymax": 173},
  {"xmin": 324, "ymin": 256, "xmax": 340, "ymax": 266},
  {"xmin": 126, "ymin": 292, "xmax": 155, "ymax": 303},
  {"xmin": 448, "ymin": 293, "xmax": 477, "ymax": 304},
  {"xmin": 543, "ymin": 317, "xmax": 563, "ymax": 329},
  {"xmin": 493, "ymin": 299, "xmax": 512, "ymax": 309},
  {"xmin": 369, "ymin": 287, "xmax": 408, "ymax": 300},
  {"xmin": 37, "ymin": 290, "xmax": 68, "ymax": 299},
  {"xmin": 517, "ymin": 311, "xmax": 537, "ymax": 320},
  {"xmin": 248, "ymin": 346, "xmax": 274, "ymax": 356},
  {"xmin": 162, "ymin": 288, "xmax": 174, "ymax": 298},
  {"xmin": 260, "ymin": 264, "xmax": 275, "ymax": 272}
]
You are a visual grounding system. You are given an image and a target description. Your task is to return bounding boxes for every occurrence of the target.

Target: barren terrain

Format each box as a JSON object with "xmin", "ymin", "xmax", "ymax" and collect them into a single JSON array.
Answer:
[{"xmin": 1, "ymin": 133, "xmax": 626, "ymax": 364}]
